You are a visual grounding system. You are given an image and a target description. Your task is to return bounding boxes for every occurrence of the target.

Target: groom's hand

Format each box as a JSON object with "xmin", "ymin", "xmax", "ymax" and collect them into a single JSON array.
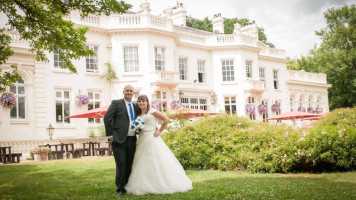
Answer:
[{"xmin": 108, "ymin": 136, "xmax": 113, "ymax": 143}]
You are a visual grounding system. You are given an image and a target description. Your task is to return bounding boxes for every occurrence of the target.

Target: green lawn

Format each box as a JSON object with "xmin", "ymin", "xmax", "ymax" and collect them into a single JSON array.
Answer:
[{"xmin": 0, "ymin": 157, "xmax": 355, "ymax": 200}]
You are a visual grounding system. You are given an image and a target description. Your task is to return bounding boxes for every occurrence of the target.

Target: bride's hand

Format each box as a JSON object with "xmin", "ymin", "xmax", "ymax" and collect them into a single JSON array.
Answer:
[{"xmin": 153, "ymin": 129, "xmax": 161, "ymax": 137}]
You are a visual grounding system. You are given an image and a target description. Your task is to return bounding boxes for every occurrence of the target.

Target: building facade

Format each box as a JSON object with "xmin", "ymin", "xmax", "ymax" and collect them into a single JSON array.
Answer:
[{"xmin": 0, "ymin": 2, "xmax": 330, "ymax": 142}]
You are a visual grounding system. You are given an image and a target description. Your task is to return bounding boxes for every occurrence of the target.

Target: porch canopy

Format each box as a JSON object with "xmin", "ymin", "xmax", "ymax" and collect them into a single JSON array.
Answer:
[{"xmin": 66, "ymin": 105, "xmax": 110, "ymax": 119}]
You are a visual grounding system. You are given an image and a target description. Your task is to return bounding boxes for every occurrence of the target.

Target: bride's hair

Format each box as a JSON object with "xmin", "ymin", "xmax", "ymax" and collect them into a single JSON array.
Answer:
[{"xmin": 137, "ymin": 95, "xmax": 150, "ymax": 115}]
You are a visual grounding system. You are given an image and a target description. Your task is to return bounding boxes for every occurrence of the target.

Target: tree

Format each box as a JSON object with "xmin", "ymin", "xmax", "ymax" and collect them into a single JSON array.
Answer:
[
  {"xmin": 186, "ymin": 16, "xmax": 275, "ymax": 47},
  {"xmin": 286, "ymin": 4, "xmax": 356, "ymax": 109},
  {"xmin": 0, "ymin": 0, "xmax": 131, "ymax": 92}
]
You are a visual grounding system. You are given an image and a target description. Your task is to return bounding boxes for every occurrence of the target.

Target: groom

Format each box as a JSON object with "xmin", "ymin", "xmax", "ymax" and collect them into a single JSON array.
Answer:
[{"xmin": 104, "ymin": 85, "xmax": 137, "ymax": 196}]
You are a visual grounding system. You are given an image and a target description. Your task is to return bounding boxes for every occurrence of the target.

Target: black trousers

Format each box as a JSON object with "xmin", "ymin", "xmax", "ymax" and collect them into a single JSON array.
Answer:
[{"xmin": 112, "ymin": 136, "xmax": 136, "ymax": 191}]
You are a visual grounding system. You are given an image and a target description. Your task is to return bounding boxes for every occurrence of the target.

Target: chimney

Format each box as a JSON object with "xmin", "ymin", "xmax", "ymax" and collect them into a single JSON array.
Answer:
[
  {"xmin": 212, "ymin": 13, "xmax": 224, "ymax": 34},
  {"xmin": 170, "ymin": 2, "xmax": 187, "ymax": 26}
]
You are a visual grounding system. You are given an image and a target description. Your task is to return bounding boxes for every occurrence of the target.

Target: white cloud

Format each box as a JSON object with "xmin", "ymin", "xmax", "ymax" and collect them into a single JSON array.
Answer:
[{"xmin": 128, "ymin": 0, "xmax": 354, "ymax": 58}]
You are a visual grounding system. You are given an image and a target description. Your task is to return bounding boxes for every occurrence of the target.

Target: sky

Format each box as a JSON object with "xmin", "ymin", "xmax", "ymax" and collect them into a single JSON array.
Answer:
[{"xmin": 127, "ymin": 0, "xmax": 354, "ymax": 59}]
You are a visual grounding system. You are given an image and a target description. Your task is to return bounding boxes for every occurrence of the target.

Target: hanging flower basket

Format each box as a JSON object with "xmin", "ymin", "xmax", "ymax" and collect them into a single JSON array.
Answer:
[
  {"xmin": 315, "ymin": 107, "xmax": 323, "ymax": 114},
  {"xmin": 0, "ymin": 91, "xmax": 16, "ymax": 108},
  {"xmin": 258, "ymin": 104, "xmax": 268, "ymax": 114},
  {"xmin": 245, "ymin": 104, "xmax": 255, "ymax": 114},
  {"xmin": 307, "ymin": 107, "xmax": 315, "ymax": 113},
  {"xmin": 271, "ymin": 103, "xmax": 281, "ymax": 112},
  {"xmin": 298, "ymin": 106, "xmax": 306, "ymax": 112},
  {"xmin": 170, "ymin": 100, "xmax": 182, "ymax": 109},
  {"xmin": 151, "ymin": 99, "xmax": 163, "ymax": 110},
  {"xmin": 76, "ymin": 94, "xmax": 89, "ymax": 106}
]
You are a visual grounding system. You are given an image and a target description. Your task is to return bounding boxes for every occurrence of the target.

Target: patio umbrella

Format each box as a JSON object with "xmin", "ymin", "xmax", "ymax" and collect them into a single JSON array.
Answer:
[
  {"xmin": 167, "ymin": 108, "xmax": 219, "ymax": 119},
  {"xmin": 302, "ymin": 112, "xmax": 329, "ymax": 121},
  {"xmin": 66, "ymin": 105, "xmax": 110, "ymax": 118},
  {"xmin": 265, "ymin": 111, "xmax": 323, "ymax": 126}
]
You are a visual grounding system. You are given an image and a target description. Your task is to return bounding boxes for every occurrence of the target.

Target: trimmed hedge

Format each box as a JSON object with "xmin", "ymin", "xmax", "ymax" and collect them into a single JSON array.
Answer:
[{"xmin": 162, "ymin": 107, "xmax": 356, "ymax": 173}]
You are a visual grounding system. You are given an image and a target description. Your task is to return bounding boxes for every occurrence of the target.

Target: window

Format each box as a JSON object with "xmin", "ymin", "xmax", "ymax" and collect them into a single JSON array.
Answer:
[
  {"xmin": 224, "ymin": 97, "xmax": 236, "ymax": 114},
  {"xmin": 273, "ymin": 70, "xmax": 279, "ymax": 89},
  {"xmin": 179, "ymin": 58, "xmax": 187, "ymax": 80},
  {"xmin": 180, "ymin": 97, "xmax": 207, "ymax": 110},
  {"xmin": 290, "ymin": 96, "xmax": 294, "ymax": 111},
  {"xmin": 156, "ymin": 91, "xmax": 167, "ymax": 111},
  {"xmin": 246, "ymin": 61, "xmax": 253, "ymax": 78},
  {"xmin": 124, "ymin": 46, "xmax": 139, "ymax": 72},
  {"xmin": 197, "ymin": 60, "xmax": 205, "ymax": 83},
  {"xmin": 247, "ymin": 96, "xmax": 255, "ymax": 120},
  {"xmin": 86, "ymin": 46, "xmax": 98, "ymax": 72},
  {"xmin": 259, "ymin": 68, "xmax": 265, "ymax": 88},
  {"xmin": 155, "ymin": 47, "xmax": 165, "ymax": 70},
  {"xmin": 222, "ymin": 60, "xmax": 234, "ymax": 82},
  {"xmin": 10, "ymin": 80, "xmax": 26, "ymax": 119},
  {"xmin": 262, "ymin": 100, "xmax": 268, "ymax": 122},
  {"xmin": 88, "ymin": 92, "xmax": 101, "ymax": 124},
  {"xmin": 54, "ymin": 49, "xmax": 63, "ymax": 68},
  {"xmin": 56, "ymin": 90, "xmax": 71, "ymax": 124}
]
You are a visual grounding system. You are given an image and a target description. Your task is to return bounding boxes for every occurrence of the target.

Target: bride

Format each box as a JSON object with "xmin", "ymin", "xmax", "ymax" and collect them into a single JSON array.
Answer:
[{"xmin": 125, "ymin": 95, "xmax": 193, "ymax": 195}]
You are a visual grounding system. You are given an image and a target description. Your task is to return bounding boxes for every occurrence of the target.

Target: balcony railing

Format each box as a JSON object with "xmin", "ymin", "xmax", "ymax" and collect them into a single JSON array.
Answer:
[
  {"xmin": 150, "ymin": 70, "xmax": 178, "ymax": 86},
  {"xmin": 244, "ymin": 80, "xmax": 265, "ymax": 93}
]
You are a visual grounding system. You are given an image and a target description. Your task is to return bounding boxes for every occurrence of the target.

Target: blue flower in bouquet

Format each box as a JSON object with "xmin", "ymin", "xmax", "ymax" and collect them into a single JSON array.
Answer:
[
  {"xmin": 131, "ymin": 118, "xmax": 145, "ymax": 133},
  {"xmin": 76, "ymin": 94, "xmax": 89, "ymax": 106},
  {"xmin": 0, "ymin": 91, "xmax": 16, "ymax": 108}
]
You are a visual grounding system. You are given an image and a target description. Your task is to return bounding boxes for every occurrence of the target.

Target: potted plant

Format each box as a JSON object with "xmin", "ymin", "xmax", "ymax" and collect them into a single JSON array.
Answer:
[
  {"xmin": 298, "ymin": 106, "xmax": 306, "ymax": 112},
  {"xmin": 307, "ymin": 107, "xmax": 315, "ymax": 113},
  {"xmin": 0, "ymin": 91, "xmax": 16, "ymax": 108},
  {"xmin": 30, "ymin": 147, "xmax": 51, "ymax": 161}
]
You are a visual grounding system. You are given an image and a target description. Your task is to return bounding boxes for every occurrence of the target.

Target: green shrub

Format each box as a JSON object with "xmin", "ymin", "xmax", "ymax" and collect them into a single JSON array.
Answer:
[
  {"xmin": 162, "ymin": 107, "xmax": 356, "ymax": 173},
  {"xmin": 295, "ymin": 107, "xmax": 356, "ymax": 171}
]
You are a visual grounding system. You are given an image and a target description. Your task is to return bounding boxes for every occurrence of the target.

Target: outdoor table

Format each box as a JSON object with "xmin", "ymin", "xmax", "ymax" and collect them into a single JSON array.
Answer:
[
  {"xmin": 79, "ymin": 142, "xmax": 91, "ymax": 156},
  {"xmin": 89, "ymin": 142, "xmax": 100, "ymax": 156}
]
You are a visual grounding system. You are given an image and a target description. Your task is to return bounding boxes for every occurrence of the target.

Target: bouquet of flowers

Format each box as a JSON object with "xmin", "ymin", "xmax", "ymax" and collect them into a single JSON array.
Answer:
[
  {"xmin": 170, "ymin": 100, "xmax": 182, "ymax": 109},
  {"xmin": 271, "ymin": 103, "xmax": 281, "ymax": 112},
  {"xmin": 245, "ymin": 104, "xmax": 255, "ymax": 114},
  {"xmin": 258, "ymin": 104, "xmax": 268, "ymax": 114},
  {"xmin": 0, "ymin": 91, "xmax": 16, "ymax": 108},
  {"xmin": 131, "ymin": 118, "xmax": 145, "ymax": 133},
  {"xmin": 298, "ymin": 106, "xmax": 306, "ymax": 112},
  {"xmin": 76, "ymin": 94, "xmax": 89, "ymax": 106},
  {"xmin": 151, "ymin": 99, "xmax": 163, "ymax": 110}
]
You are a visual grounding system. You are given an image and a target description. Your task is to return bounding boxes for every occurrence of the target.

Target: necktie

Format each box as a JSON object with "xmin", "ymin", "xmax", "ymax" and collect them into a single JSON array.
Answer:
[{"xmin": 128, "ymin": 103, "xmax": 134, "ymax": 121}]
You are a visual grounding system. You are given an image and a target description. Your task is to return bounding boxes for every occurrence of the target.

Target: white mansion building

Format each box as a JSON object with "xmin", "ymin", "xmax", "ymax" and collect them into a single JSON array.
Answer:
[{"xmin": 1, "ymin": 2, "xmax": 330, "ymax": 143}]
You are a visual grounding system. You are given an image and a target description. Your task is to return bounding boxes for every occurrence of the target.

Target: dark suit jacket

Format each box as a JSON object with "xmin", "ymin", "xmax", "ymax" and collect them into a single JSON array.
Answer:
[{"xmin": 104, "ymin": 99, "xmax": 137, "ymax": 144}]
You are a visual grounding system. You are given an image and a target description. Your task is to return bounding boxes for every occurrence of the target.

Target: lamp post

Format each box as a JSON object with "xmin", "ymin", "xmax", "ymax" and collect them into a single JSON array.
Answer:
[{"xmin": 46, "ymin": 123, "xmax": 54, "ymax": 140}]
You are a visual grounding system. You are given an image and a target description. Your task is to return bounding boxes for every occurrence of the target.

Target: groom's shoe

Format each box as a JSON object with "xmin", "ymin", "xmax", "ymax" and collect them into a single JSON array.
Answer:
[{"xmin": 117, "ymin": 190, "xmax": 126, "ymax": 196}]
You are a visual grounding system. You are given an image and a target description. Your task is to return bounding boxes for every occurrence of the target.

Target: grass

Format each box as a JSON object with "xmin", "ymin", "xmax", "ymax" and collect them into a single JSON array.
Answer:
[{"xmin": 0, "ymin": 157, "xmax": 355, "ymax": 200}]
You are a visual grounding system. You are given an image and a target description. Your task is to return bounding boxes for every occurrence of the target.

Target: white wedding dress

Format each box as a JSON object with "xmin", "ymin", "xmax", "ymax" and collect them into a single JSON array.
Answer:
[{"xmin": 125, "ymin": 108, "xmax": 193, "ymax": 195}]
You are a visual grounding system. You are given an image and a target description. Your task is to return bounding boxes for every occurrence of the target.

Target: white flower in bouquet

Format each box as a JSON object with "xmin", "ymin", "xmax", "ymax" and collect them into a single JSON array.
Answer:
[{"xmin": 131, "ymin": 118, "xmax": 145, "ymax": 133}]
